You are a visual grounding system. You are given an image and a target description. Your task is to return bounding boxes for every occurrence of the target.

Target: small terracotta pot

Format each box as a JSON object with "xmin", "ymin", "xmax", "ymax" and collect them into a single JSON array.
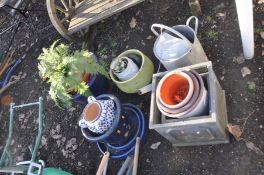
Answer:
[
  {"xmin": 156, "ymin": 70, "xmax": 194, "ymax": 109},
  {"xmin": 156, "ymin": 70, "xmax": 200, "ymax": 114},
  {"xmin": 82, "ymin": 73, "xmax": 90, "ymax": 83}
]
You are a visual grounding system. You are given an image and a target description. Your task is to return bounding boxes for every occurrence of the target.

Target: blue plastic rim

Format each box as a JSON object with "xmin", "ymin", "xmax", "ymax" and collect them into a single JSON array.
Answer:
[
  {"xmin": 97, "ymin": 103, "xmax": 147, "ymax": 160},
  {"xmin": 105, "ymin": 105, "xmax": 142, "ymax": 152}
]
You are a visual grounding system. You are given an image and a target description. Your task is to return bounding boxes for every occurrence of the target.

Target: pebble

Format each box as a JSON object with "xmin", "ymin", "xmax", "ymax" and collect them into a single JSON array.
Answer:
[
  {"xmin": 261, "ymin": 32, "xmax": 264, "ymax": 39},
  {"xmin": 216, "ymin": 12, "xmax": 226, "ymax": 18},
  {"xmin": 258, "ymin": 0, "xmax": 264, "ymax": 4},
  {"xmin": 68, "ymin": 107, "xmax": 76, "ymax": 112},
  {"xmin": 41, "ymin": 136, "xmax": 47, "ymax": 147},
  {"xmin": 146, "ymin": 35, "xmax": 154, "ymax": 40},
  {"xmin": 241, "ymin": 67, "xmax": 251, "ymax": 77},
  {"xmin": 214, "ymin": 2, "xmax": 225, "ymax": 10},
  {"xmin": 21, "ymin": 73, "xmax": 27, "ymax": 79},
  {"xmin": 150, "ymin": 142, "xmax": 161, "ymax": 150}
]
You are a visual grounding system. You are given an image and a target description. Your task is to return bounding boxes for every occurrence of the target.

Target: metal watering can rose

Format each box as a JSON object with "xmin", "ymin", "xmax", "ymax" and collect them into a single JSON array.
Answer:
[
  {"xmin": 151, "ymin": 16, "xmax": 208, "ymax": 70},
  {"xmin": 78, "ymin": 96, "xmax": 115, "ymax": 133}
]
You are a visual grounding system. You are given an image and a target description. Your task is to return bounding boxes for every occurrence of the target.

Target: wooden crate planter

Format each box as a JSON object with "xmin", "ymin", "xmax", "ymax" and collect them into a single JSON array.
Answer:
[{"xmin": 149, "ymin": 62, "xmax": 229, "ymax": 147}]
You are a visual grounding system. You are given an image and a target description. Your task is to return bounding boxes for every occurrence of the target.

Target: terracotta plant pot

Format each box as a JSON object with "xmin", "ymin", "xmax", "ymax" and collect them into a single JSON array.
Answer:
[
  {"xmin": 110, "ymin": 49, "xmax": 154, "ymax": 93},
  {"xmin": 156, "ymin": 70, "xmax": 194, "ymax": 109},
  {"xmin": 156, "ymin": 70, "xmax": 199, "ymax": 114},
  {"xmin": 156, "ymin": 70, "xmax": 208, "ymax": 118},
  {"xmin": 82, "ymin": 73, "xmax": 90, "ymax": 83}
]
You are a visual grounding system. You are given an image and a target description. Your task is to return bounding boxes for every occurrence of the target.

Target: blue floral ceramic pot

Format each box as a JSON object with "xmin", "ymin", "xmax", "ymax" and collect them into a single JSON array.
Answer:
[{"xmin": 79, "ymin": 96, "xmax": 115, "ymax": 134}]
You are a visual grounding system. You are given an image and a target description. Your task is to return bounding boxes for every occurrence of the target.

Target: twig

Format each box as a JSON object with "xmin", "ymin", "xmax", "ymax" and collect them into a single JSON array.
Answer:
[
  {"xmin": 0, "ymin": 75, "xmax": 20, "ymax": 94},
  {"xmin": 242, "ymin": 110, "xmax": 255, "ymax": 132},
  {"xmin": 0, "ymin": 51, "xmax": 15, "ymax": 77}
]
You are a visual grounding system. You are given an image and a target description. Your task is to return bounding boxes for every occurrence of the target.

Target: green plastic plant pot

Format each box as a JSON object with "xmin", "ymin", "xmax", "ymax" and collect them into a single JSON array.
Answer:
[{"xmin": 110, "ymin": 49, "xmax": 154, "ymax": 93}]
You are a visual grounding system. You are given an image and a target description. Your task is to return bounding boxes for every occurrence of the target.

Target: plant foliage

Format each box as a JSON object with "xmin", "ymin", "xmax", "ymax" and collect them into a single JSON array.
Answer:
[{"xmin": 38, "ymin": 41, "xmax": 109, "ymax": 108}]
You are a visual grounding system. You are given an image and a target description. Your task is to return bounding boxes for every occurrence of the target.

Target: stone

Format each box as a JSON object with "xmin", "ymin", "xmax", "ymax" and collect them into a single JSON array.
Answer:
[
  {"xmin": 260, "ymin": 32, "xmax": 264, "ymax": 39},
  {"xmin": 241, "ymin": 67, "xmax": 251, "ymax": 77},
  {"xmin": 150, "ymin": 142, "xmax": 161, "ymax": 150}
]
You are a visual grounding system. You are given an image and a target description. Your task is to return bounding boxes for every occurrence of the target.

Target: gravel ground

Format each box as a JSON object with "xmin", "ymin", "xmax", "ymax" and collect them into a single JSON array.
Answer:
[{"xmin": 0, "ymin": 0, "xmax": 264, "ymax": 174}]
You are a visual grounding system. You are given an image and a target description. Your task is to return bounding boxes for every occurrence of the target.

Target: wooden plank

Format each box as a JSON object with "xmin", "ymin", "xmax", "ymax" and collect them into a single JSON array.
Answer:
[
  {"xmin": 75, "ymin": 0, "xmax": 104, "ymax": 13},
  {"xmin": 68, "ymin": 0, "xmax": 143, "ymax": 34},
  {"xmin": 70, "ymin": 0, "xmax": 126, "ymax": 31},
  {"xmin": 72, "ymin": 0, "xmax": 122, "ymax": 22}
]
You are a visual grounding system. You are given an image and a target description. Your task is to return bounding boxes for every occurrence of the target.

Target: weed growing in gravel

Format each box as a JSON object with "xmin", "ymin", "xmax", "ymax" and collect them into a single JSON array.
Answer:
[
  {"xmin": 206, "ymin": 30, "xmax": 219, "ymax": 41},
  {"xmin": 206, "ymin": 16, "xmax": 213, "ymax": 23}
]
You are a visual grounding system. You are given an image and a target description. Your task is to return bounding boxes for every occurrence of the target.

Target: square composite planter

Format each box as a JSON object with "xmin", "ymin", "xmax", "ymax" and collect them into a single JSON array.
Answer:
[{"xmin": 149, "ymin": 61, "xmax": 229, "ymax": 147}]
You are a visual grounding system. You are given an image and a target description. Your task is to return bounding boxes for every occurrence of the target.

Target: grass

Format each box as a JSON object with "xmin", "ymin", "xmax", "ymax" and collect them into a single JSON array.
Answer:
[
  {"xmin": 255, "ymin": 26, "xmax": 262, "ymax": 34},
  {"xmin": 206, "ymin": 16, "xmax": 213, "ymax": 23},
  {"xmin": 206, "ymin": 30, "xmax": 219, "ymax": 41},
  {"xmin": 97, "ymin": 47, "xmax": 107, "ymax": 56},
  {"xmin": 247, "ymin": 81, "xmax": 256, "ymax": 91}
]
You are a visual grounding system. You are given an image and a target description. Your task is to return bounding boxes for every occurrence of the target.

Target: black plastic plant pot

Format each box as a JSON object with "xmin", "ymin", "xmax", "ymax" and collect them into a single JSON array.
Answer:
[
  {"xmin": 97, "ymin": 103, "xmax": 147, "ymax": 160},
  {"xmin": 72, "ymin": 55, "xmax": 109, "ymax": 104},
  {"xmin": 81, "ymin": 94, "xmax": 137, "ymax": 145}
]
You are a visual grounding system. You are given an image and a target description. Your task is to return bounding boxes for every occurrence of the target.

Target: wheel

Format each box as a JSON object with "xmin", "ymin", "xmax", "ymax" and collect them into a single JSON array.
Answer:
[{"xmin": 46, "ymin": 0, "xmax": 89, "ymax": 42}]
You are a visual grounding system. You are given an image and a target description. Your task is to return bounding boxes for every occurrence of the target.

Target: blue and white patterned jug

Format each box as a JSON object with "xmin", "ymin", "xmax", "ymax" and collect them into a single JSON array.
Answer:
[{"xmin": 78, "ymin": 96, "xmax": 115, "ymax": 134}]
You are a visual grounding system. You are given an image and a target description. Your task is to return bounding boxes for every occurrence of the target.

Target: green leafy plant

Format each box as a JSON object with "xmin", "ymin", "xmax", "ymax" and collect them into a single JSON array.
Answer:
[{"xmin": 38, "ymin": 41, "xmax": 109, "ymax": 108}]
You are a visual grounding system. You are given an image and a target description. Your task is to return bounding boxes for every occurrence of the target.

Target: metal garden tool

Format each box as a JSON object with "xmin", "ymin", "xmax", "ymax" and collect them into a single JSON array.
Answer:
[
  {"xmin": 0, "ymin": 97, "xmax": 44, "ymax": 174},
  {"xmin": 0, "ymin": 97, "xmax": 72, "ymax": 175}
]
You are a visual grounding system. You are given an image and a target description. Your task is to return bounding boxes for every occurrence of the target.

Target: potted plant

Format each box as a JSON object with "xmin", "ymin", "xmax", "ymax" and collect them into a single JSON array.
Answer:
[
  {"xmin": 110, "ymin": 49, "xmax": 154, "ymax": 93},
  {"xmin": 38, "ymin": 41, "xmax": 109, "ymax": 108},
  {"xmin": 110, "ymin": 56, "xmax": 139, "ymax": 81}
]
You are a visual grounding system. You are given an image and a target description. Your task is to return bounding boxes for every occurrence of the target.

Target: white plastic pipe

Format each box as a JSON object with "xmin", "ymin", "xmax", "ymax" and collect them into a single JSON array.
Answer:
[{"xmin": 235, "ymin": 0, "xmax": 254, "ymax": 59}]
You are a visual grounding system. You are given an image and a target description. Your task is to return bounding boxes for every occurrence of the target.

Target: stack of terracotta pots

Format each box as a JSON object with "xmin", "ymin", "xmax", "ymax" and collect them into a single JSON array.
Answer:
[{"xmin": 156, "ymin": 70, "xmax": 208, "ymax": 118}]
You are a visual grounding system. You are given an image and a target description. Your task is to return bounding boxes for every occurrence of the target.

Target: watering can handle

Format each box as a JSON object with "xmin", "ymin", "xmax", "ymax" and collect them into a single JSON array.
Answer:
[
  {"xmin": 151, "ymin": 24, "xmax": 190, "ymax": 43},
  {"xmin": 186, "ymin": 16, "xmax": 199, "ymax": 34}
]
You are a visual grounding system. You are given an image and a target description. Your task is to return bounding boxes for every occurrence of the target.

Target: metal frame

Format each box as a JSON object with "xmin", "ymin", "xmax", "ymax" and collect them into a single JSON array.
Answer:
[{"xmin": 0, "ymin": 97, "xmax": 44, "ymax": 174}]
